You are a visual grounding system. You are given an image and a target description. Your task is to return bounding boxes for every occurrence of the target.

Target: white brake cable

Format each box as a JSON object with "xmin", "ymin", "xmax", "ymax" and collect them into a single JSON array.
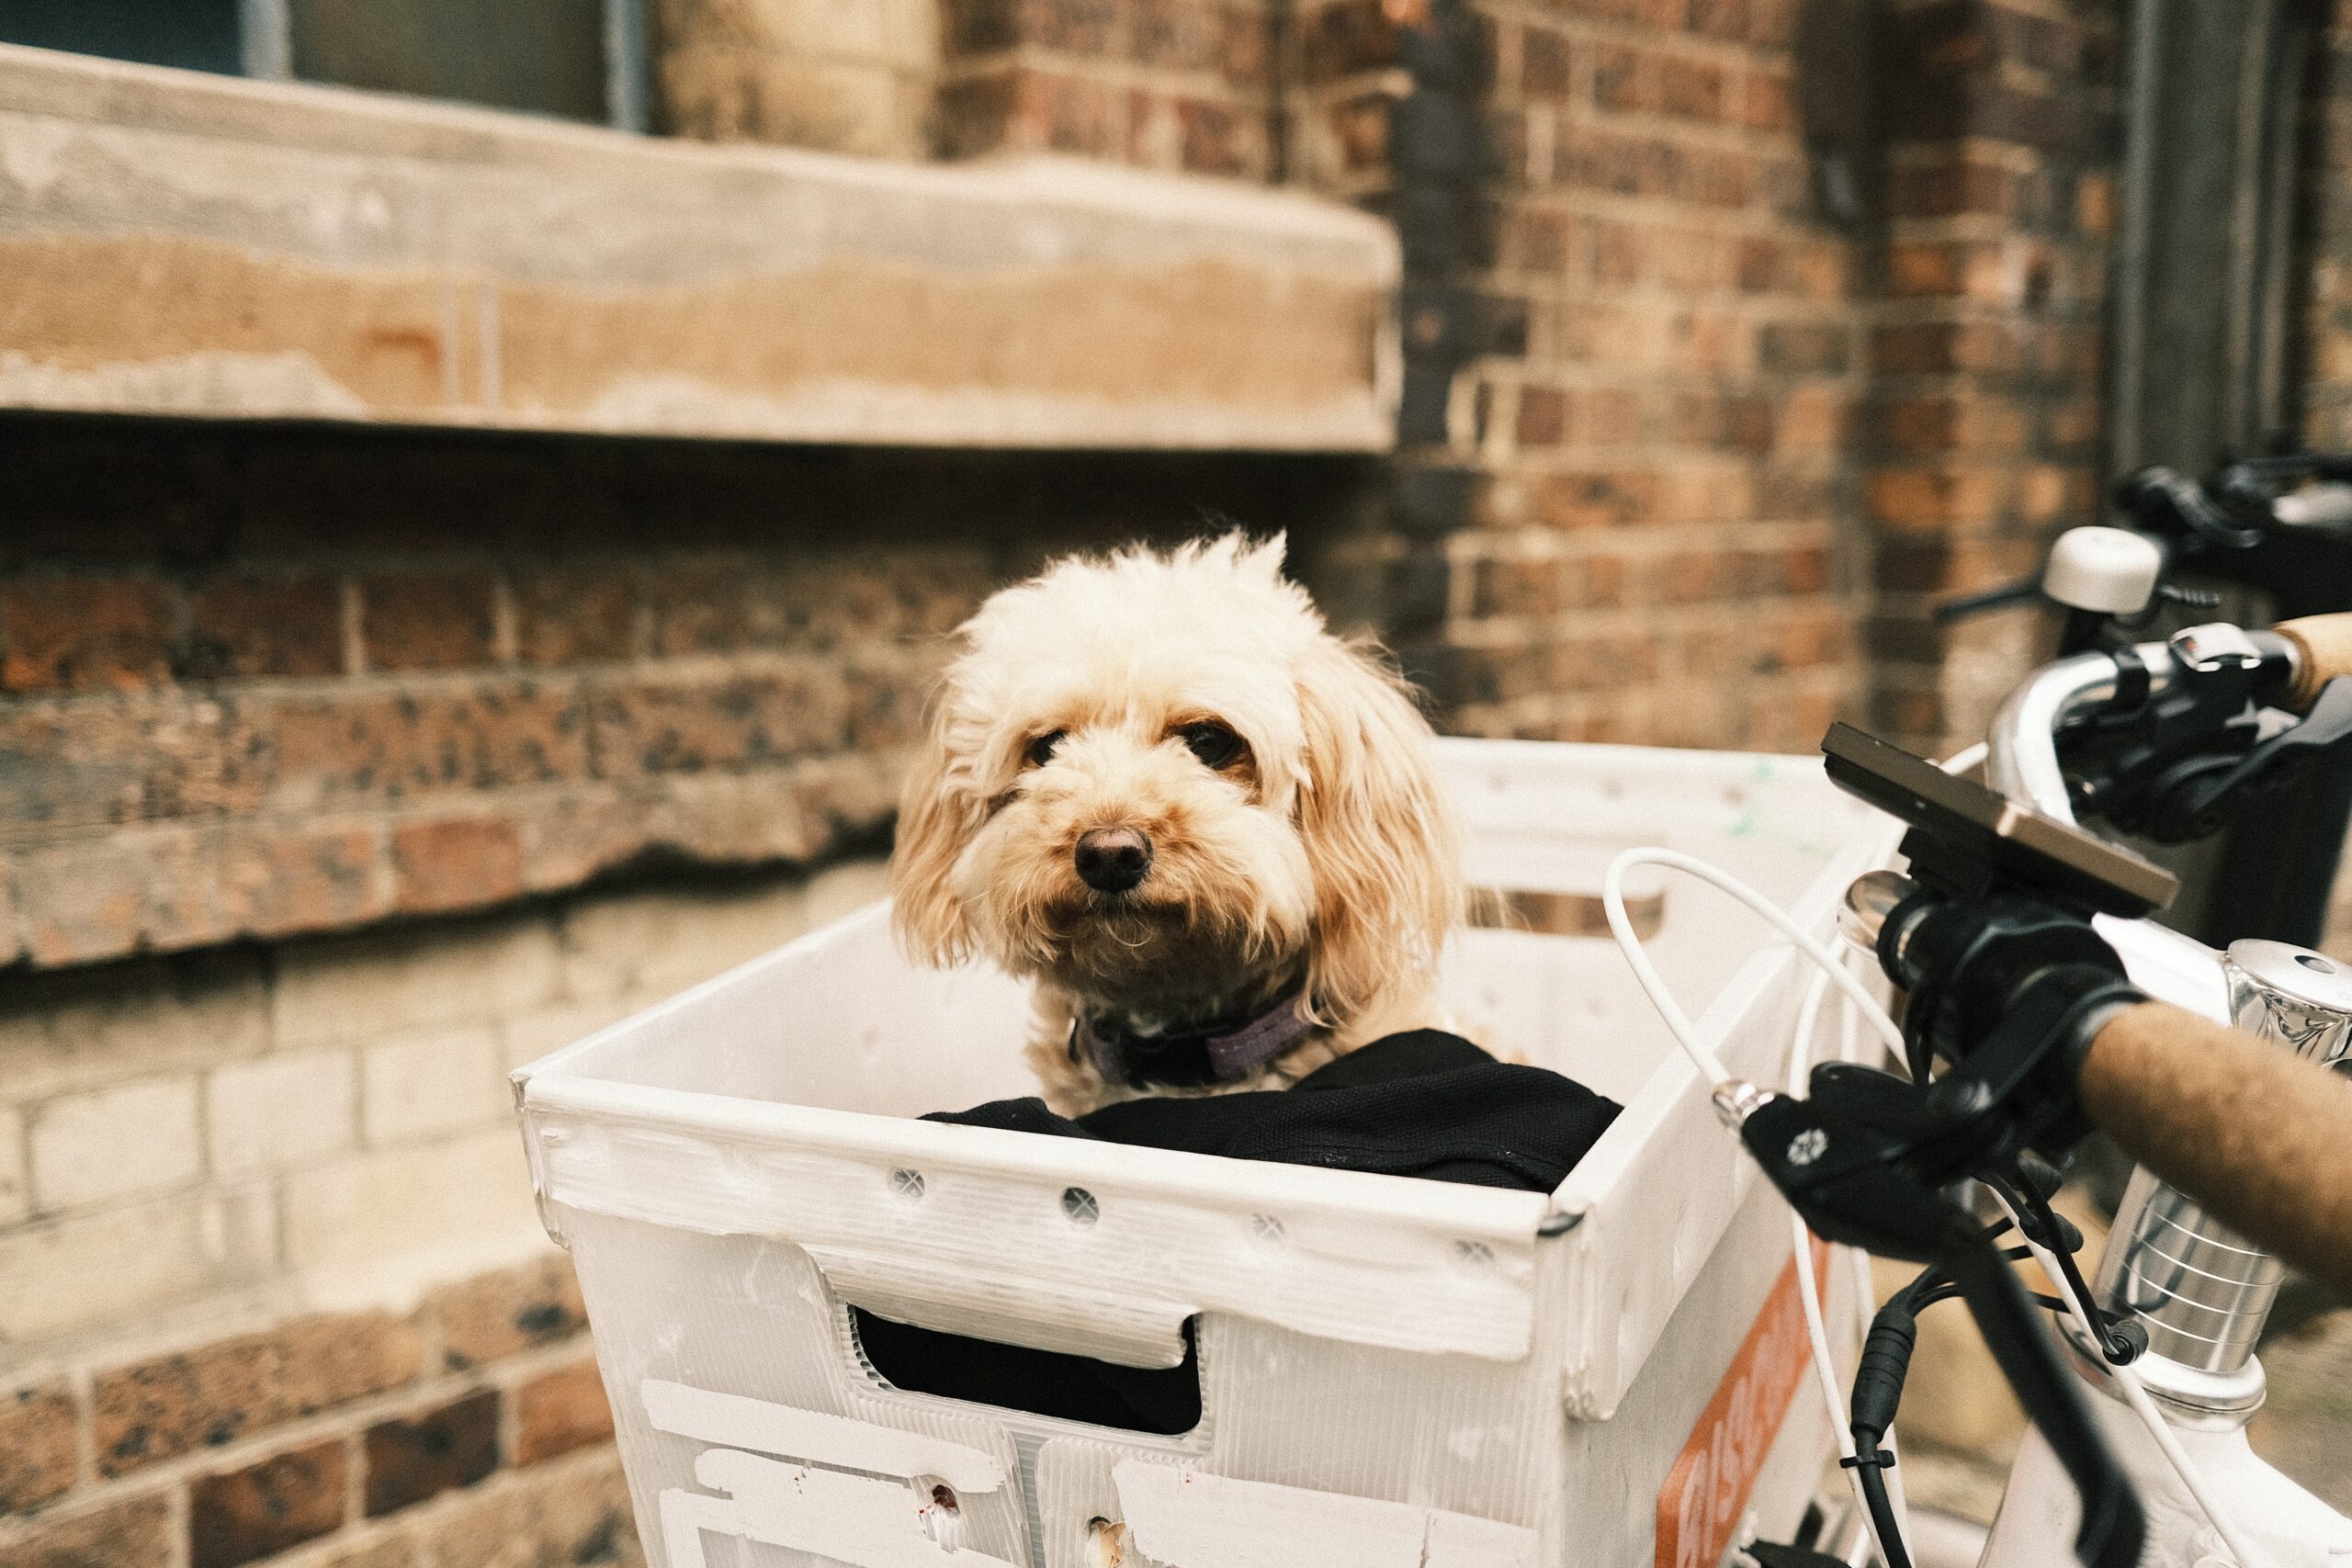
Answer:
[
  {"xmin": 1604, "ymin": 848, "xmax": 1908, "ymax": 1567},
  {"xmin": 1784, "ymin": 969, "xmax": 1904, "ymax": 1565},
  {"xmin": 1601, "ymin": 848, "xmax": 1905, "ymax": 1084},
  {"xmin": 1601, "ymin": 836, "xmax": 2267, "ymax": 1568}
]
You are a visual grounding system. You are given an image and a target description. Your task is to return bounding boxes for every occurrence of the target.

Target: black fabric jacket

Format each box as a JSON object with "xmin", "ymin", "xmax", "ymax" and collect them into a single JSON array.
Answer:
[{"xmin": 851, "ymin": 1031, "xmax": 1623, "ymax": 1433}]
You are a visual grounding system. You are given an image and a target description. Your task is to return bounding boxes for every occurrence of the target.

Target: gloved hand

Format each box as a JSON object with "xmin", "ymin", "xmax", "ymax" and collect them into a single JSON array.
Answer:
[{"xmin": 1878, "ymin": 889, "xmax": 2148, "ymax": 1157}]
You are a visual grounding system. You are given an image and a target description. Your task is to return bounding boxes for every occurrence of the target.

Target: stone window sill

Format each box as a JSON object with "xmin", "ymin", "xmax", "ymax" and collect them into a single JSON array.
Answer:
[{"xmin": 0, "ymin": 44, "xmax": 1399, "ymax": 452}]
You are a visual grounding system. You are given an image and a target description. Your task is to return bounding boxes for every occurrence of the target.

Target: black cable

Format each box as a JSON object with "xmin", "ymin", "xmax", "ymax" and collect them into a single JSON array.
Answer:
[
  {"xmin": 1852, "ymin": 1442, "xmax": 1914, "ymax": 1568},
  {"xmin": 1978, "ymin": 1173, "xmax": 2136, "ymax": 1362}
]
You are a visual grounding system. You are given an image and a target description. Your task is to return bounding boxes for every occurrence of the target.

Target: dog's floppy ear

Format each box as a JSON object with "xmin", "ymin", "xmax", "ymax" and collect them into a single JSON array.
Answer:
[
  {"xmin": 1293, "ymin": 637, "xmax": 1463, "ymax": 1025},
  {"xmin": 889, "ymin": 694, "xmax": 984, "ymax": 966}
]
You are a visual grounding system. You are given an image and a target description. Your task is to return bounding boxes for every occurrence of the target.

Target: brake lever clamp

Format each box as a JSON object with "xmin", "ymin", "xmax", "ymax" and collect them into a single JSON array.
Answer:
[
  {"xmin": 1883, "ymin": 891, "xmax": 2146, "ymax": 1145},
  {"xmin": 2138, "ymin": 675, "xmax": 2352, "ymax": 841},
  {"xmin": 2058, "ymin": 623, "xmax": 2292, "ymax": 838}
]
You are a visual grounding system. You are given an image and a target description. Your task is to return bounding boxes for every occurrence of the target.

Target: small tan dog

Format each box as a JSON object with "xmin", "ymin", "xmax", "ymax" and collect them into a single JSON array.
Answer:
[{"xmin": 891, "ymin": 534, "xmax": 1464, "ymax": 1115}]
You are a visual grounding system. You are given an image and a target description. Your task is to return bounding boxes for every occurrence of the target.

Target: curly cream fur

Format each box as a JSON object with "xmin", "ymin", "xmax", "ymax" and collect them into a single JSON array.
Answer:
[{"xmin": 890, "ymin": 534, "xmax": 1464, "ymax": 1115}]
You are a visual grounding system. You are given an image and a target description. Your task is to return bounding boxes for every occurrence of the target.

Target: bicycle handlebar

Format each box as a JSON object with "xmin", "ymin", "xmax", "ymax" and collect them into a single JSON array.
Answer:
[
  {"xmin": 2275, "ymin": 612, "xmax": 2352, "ymax": 712},
  {"xmin": 2080, "ymin": 1000, "xmax": 2352, "ymax": 1299}
]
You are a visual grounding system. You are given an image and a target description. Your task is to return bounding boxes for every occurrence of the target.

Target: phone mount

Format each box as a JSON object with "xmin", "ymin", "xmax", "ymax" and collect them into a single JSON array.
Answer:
[{"xmin": 1821, "ymin": 723, "xmax": 2177, "ymax": 918}]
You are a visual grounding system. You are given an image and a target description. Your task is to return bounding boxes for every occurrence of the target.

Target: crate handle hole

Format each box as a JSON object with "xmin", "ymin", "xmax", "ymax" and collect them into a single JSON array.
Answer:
[{"xmin": 1061, "ymin": 1186, "xmax": 1100, "ymax": 1226}]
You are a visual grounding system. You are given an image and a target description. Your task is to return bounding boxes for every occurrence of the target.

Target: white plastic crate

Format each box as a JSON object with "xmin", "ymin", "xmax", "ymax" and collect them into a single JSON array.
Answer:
[{"xmin": 514, "ymin": 738, "xmax": 1893, "ymax": 1568}]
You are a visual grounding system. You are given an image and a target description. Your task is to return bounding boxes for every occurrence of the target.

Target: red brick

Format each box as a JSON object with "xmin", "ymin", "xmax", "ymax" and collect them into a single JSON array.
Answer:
[
  {"xmin": 1216, "ymin": 6, "xmax": 1267, "ymax": 86},
  {"xmin": 429, "ymin": 1256, "xmax": 588, "ymax": 1372},
  {"xmin": 935, "ymin": 73, "xmax": 1016, "ymax": 156},
  {"xmin": 642, "ymin": 561, "xmax": 754, "ymax": 659},
  {"xmin": 13, "ymin": 830, "xmax": 192, "ymax": 968},
  {"xmin": 217, "ymin": 824, "xmax": 390, "ymax": 939},
  {"xmin": 1302, "ymin": 0, "xmax": 1397, "ymax": 82},
  {"xmin": 0, "ymin": 1379, "xmax": 78, "ymax": 1513},
  {"xmin": 1874, "ymin": 538, "xmax": 1954, "ymax": 593},
  {"xmin": 417, "ymin": 1448, "xmax": 638, "ymax": 1568},
  {"xmin": 0, "ymin": 1495, "xmax": 175, "ymax": 1568},
  {"xmin": 1532, "ymin": 468, "xmax": 1662, "ymax": 530},
  {"xmin": 513, "ymin": 1359, "xmax": 614, "ymax": 1467},
  {"xmin": 1515, "ymin": 386, "xmax": 1569, "ymax": 447},
  {"xmin": 1470, "ymin": 557, "xmax": 1566, "ymax": 619},
  {"xmin": 1647, "ymin": 550, "xmax": 1723, "ymax": 605},
  {"xmin": 1521, "ymin": 25, "xmax": 1572, "ymax": 96},
  {"xmin": 1871, "ymin": 320, "xmax": 2018, "ymax": 377},
  {"xmin": 842, "ymin": 655, "xmax": 933, "ymax": 750},
  {"xmin": 390, "ymin": 817, "xmax": 526, "ymax": 916},
  {"xmin": 1178, "ymin": 96, "xmax": 1252, "ymax": 175},
  {"xmin": 1680, "ymin": 0, "xmax": 1743, "ymax": 39},
  {"xmin": 1026, "ymin": 0, "xmax": 1125, "ymax": 55},
  {"xmin": 942, "ymin": 0, "xmax": 1017, "ymax": 53},
  {"xmin": 1022, "ymin": 68, "xmax": 1125, "ymax": 158},
  {"xmin": 1519, "ymin": 209, "xmax": 1570, "ymax": 271},
  {"xmin": 305, "ymin": 1539, "xmax": 416, "ymax": 1568},
  {"xmin": 1544, "ymin": 631, "xmax": 1660, "ymax": 691},
  {"xmin": 1872, "ymin": 393, "xmax": 1963, "ymax": 452},
  {"xmin": 364, "ymin": 1391, "xmax": 500, "ymax": 1517},
  {"xmin": 0, "ymin": 576, "xmax": 179, "ymax": 692},
  {"xmin": 190, "ymin": 1439, "xmax": 348, "ymax": 1568},
  {"xmin": 268, "ymin": 682, "xmax": 589, "ymax": 808},
  {"xmin": 1865, "ymin": 467, "xmax": 2005, "ymax": 532},
  {"xmin": 358, "ymin": 571, "xmax": 497, "ymax": 671},
  {"xmin": 1572, "ymin": 550, "xmax": 1633, "ymax": 608},
  {"xmin": 94, "ymin": 1310, "xmax": 422, "ymax": 1476},
  {"xmin": 511, "ymin": 568, "xmax": 639, "ymax": 667},
  {"xmin": 0, "ymin": 695, "xmax": 260, "ymax": 833},
  {"xmin": 1322, "ymin": 91, "xmax": 1390, "ymax": 174},
  {"xmin": 1741, "ymin": 67, "xmax": 1795, "ymax": 131},
  {"xmin": 588, "ymin": 665, "xmax": 848, "ymax": 779},
  {"xmin": 1591, "ymin": 43, "xmax": 1641, "ymax": 112},
  {"xmin": 1757, "ymin": 321, "xmax": 1851, "ymax": 375},
  {"xmin": 184, "ymin": 573, "xmax": 345, "ymax": 680}
]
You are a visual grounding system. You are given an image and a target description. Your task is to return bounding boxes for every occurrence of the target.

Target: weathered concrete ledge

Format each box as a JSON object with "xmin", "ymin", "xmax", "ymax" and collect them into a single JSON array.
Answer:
[{"xmin": 0, "ymin": 44, "xmax": 1399, "ymax": 450}]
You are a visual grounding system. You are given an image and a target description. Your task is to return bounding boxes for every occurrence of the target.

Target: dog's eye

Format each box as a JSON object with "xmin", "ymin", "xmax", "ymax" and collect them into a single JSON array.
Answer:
[
  {"xmin": 1177, "ymin": 721, "xmax": 1246, "ymax": 770},
  {"xmin": 1024, "ymin": 729, "xmax": 1066, "ymax": 769}
]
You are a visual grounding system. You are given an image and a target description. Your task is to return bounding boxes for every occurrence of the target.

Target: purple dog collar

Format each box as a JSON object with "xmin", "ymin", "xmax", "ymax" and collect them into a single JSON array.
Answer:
[{"xmin": 1071, "ymin": 987, "xmax": 1316, "ymax": 1089}]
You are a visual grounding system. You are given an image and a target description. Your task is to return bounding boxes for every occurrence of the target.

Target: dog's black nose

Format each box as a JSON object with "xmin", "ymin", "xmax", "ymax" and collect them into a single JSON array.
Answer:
[{"xmin": 1074, "ymin": 827, "xmax": 1152, "ymax": 893}]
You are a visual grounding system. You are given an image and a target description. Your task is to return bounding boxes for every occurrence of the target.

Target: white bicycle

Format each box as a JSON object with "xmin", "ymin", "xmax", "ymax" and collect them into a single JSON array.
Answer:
[{"xmin": 1611, "ymin": 503, "xmax": 2352, "ymax": 1568}]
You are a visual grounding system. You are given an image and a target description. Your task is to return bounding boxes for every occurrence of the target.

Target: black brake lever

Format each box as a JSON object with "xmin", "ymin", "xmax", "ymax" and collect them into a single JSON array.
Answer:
[
  {"xmin": 1736, "ymin": 1080, "xmax": 2145, "ymax": 1568},
  {"xmin": 2115, "ymin": 468, "xmax": 2266, "ymax": 550},
  {"xmin": 2142, "ymin": 676, "xmax": 2352, "ymax": 840}
]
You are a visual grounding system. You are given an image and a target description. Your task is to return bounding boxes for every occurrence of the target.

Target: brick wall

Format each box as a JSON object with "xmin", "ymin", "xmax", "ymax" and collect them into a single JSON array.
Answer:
[
  {"xmin": 0, "ymin": 421, "xmax": 1380, "ymax": 972},
  {"xmin": 0, "ymin": 860, "xmax": 909, "ymax": 1567},
  {"xmin": 2308, "ymin": 1, "xmax": 2352, "ymax": 455},
  {"xmin": 1303, "ymin": 0, "xmax": 1872, "ymax": 750},
  {"xmin": 1861, "ymin": 0, "xmax": 2119, "ymax": 756},
  {"xmin": 0, "ymin": 1251, "xmax": 638, "ymax": 1568},
  {"xmin": 650, "ymin": 0, "xmax": 941, "ymax": 155},
  {"xmin": 935, "ymin": 0, "xmax": 1283, "ymax": 175}
]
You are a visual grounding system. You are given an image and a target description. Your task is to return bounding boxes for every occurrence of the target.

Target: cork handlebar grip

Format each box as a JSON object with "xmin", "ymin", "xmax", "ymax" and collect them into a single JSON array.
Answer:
[
  {"xmin": 2273, "ymin": 613, "xmax": 2352, "ymax": 711},
  {"xmin": 2077, "ymin": 1001, "xmax": 2352, "ymax": 1300}
]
